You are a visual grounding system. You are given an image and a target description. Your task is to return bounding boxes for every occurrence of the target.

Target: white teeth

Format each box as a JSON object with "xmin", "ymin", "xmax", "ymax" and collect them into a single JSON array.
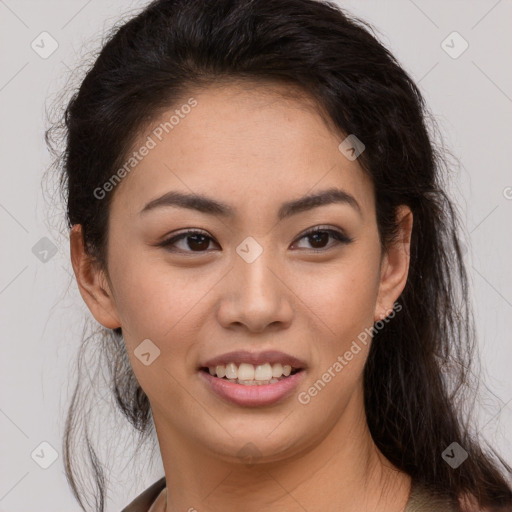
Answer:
[
  {"xmin": 254, "ymin": 363, "xmax": 273, "ymax": 381},
  {"xmin": 206, "ymin": 362, "xmax": 298, "ymax": 381},
  {"xmin": 225, "ymin": 362, "xmax": 237, "ymax": 379},
  {"xmin": 271, "ymin": 363, "xmax": 283, "ymax": 378},
  {"xmin": 238, "ymin": 363, "xmax": 255, "ymax": 380}
]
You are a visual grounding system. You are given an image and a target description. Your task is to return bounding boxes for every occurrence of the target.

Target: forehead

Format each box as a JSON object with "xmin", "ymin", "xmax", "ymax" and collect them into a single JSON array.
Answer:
[{"xmin": 109, "ymin": 80, "xmax": 375, "ymax": 222}]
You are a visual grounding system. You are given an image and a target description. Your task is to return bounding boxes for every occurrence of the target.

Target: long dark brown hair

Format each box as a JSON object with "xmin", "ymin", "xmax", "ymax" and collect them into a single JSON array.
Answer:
[{"xmin": 45, "ymin": 0, "xmax": 512, "ymax": 510}]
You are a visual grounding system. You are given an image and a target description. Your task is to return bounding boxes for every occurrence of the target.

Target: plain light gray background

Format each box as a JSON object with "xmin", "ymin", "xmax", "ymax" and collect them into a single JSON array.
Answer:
[{"xmin": 1, "ymin": 0, "xmax": 511, "ymax": 510}]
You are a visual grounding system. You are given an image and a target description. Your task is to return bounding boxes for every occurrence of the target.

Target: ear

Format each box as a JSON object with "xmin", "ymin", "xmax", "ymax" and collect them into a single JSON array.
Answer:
[
  {"xmin": 374, "ymin": 205, "xmax": 413, "ymax": 322},
  {"xmin": 69, "ymin": 224, "xmax": 121, "ymax": 329}
]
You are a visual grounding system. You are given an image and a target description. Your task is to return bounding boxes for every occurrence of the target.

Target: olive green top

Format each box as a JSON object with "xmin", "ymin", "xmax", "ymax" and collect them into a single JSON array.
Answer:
[
  {"xmin": 404, "ymin": 481, "xmax": 457, "ymax": 511},
  {"xmin": 120, "ymin": 476, "xmax": 457, "ymax": 511}
]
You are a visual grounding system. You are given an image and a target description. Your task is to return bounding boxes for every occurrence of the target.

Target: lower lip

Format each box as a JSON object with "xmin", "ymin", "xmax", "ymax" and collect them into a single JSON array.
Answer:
[{"xmin": 199, "ymin": 369, "xmax": 305, "ymax": 407}]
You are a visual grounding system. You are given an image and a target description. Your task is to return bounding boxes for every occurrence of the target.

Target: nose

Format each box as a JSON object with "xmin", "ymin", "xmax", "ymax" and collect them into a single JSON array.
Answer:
[{"xmin": 215, "ymin": 248, "xmax": 294, "ymax": 333}]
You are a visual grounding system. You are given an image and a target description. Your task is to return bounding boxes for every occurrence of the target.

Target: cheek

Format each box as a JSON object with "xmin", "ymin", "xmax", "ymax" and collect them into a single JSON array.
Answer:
[
  {"xmin": 107, "ymin": 248, "xmax": 233, "ymax": 387},
  {"xmin": 108, "ymin": 254, "xmax": 210, "ymax": 404},
  {"xmin": 294, "ymin": 259, "xmax": 379, "ymax": 420},
  {"xmin": 295, "ymin": 254, "xmax": 381, "ymax": 340},
  {"xmin": 107, "ymin": 248, "xmax": 203, "ymax": 344},
  {"xmin": 123, "ymin": 290, "xmax": 202, "ymax": 347},
  {"xmin": 292, "ymin": 247, "xmax": 381, "ymax": 404}
]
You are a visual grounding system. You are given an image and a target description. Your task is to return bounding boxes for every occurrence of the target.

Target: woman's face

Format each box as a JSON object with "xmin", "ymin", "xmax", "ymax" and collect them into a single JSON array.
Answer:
[{"xmin": 72, "ymin": 80, "xmax": 411, "ymax": 464}]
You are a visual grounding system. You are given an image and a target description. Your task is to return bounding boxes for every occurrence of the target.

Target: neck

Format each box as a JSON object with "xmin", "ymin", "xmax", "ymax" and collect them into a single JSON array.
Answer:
[{"xmin": 153, "ymin": 389, "xmax": 411, "ymax": 512}]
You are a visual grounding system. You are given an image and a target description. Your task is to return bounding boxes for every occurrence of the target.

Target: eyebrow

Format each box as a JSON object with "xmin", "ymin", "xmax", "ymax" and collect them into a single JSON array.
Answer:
[{"xmin": 139, "ymin": 187, "xmax": 362, "ymax": 220}]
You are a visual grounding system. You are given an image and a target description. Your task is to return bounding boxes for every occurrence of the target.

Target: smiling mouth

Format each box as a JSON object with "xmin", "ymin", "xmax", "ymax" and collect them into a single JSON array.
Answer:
[{"xmin": 200, "ymin": 362, "xmax": 302, "ymax": 386}]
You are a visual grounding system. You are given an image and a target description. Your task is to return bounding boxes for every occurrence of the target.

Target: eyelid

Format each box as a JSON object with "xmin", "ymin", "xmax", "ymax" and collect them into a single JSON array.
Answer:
[
  {"xmin": 156, "ymin": 228, "xmax": 217, "ymax": 251},
  {"xmin": 295, "ymin": 224, "xmax": 351, "ymax": 240}
]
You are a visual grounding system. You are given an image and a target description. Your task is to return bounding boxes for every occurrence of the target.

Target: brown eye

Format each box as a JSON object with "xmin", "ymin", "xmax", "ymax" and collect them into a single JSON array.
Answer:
[
  {"xmin": 158, "ymin": 230, "xmax": 219, "ymax": 253},
  {"xmin": 292, "ymin": 227, "xmax": 353, "ymax": 251},
  {"xmin": 184, "ymin": 233, "xmax": 211, "ymax": 251},
  {"xmin": 307, "ymin": 231, "xmax": 330, "ymax": 249}
]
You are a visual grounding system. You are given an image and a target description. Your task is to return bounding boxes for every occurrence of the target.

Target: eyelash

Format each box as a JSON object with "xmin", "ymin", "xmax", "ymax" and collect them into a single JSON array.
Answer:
[{"xmin": 157, "ymin": 226, "xmax": 354, "ymax": 254}]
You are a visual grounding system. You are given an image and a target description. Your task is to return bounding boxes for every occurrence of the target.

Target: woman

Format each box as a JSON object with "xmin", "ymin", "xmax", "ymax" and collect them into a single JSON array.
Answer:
[{"xmin": 47, "ymin": 0, "xmax": 512, "ymax": 510}]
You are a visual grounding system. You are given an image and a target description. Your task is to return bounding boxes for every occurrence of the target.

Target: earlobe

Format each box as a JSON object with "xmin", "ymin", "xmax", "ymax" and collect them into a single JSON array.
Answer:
[
  {"xmin": 374, "ymin": 206, "xmax": 413, "ymax": 322},
  {"xmin": 69, "ymin": 224, "xmax": 121, "ymax": 329}
]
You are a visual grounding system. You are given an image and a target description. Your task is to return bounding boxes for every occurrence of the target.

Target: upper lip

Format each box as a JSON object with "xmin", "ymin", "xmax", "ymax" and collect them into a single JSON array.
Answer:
[{"xmin": 200, "ymin": 350, "xmax": 307, "ymax": 370}]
